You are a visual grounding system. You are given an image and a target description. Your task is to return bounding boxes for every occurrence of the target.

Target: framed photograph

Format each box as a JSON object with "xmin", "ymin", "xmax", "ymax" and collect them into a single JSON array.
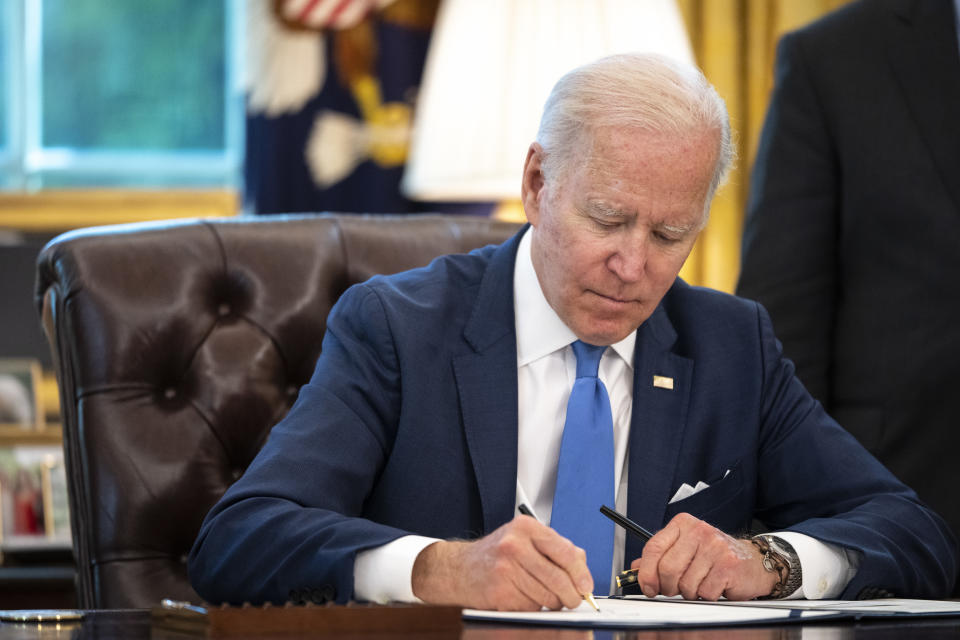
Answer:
[
  {"xmin": 41, "ymin": 450, "xmax": 71, "ymax": 540},
  {"xmin": 0, "ymin": 358, "xmax": 43, "ymax": 431},
  {"xmin": 0, "ymin": 445, "xmax": 71, "ymax": 545}
]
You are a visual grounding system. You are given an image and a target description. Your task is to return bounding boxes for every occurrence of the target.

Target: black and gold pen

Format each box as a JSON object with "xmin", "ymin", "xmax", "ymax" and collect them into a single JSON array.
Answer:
[
  {"xmin": 599, "ymin": 505, "xmax": 655, "ymax": 590},
  {"xmin": 518, "ymin": 503, "xmax": 601, "ymax": 612}
]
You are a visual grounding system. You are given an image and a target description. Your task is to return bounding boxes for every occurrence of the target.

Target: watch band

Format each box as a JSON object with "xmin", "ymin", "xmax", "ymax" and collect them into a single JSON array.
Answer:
[{"xmin": 751, "ymin": 534, "xmax": 802, "ymax": 599}]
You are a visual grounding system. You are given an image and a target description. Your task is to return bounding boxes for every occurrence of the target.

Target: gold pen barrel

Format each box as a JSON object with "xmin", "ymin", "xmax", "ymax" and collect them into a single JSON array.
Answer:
[{"xmin": 616, "ymin": 568, "xmax": 639, "ymax": 589}]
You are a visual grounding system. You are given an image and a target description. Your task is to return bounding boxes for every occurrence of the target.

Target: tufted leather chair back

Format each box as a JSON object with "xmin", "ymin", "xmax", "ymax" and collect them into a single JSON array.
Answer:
[{"xmin": 35, "ymin": 213, "xmax": 521, "ymax": 609}]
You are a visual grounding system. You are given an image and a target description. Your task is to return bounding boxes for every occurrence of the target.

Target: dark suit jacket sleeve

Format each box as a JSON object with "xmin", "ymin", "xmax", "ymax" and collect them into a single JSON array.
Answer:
[
  {"xmin": 750, "ymin": 303, "xmax": 956, "ymax": 598},
  {"xmin": 736, "ymin": 30, "xmax": 839, "ymax": 405},
  {"xmin": 188, "ymin": 283, "xmax": 414, "ymax": 605}
]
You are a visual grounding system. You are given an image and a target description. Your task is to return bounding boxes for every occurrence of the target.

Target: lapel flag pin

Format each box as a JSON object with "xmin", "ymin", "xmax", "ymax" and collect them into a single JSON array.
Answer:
[{"xmin": 653, "ymin": 375, "xmax": 674, "ymax": 390}]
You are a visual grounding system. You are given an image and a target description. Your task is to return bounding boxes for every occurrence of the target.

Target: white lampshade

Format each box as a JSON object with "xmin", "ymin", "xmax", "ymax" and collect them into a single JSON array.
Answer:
[{"xmin": 401, "ymin": 0, "xmax": 694, "ymax": 202}]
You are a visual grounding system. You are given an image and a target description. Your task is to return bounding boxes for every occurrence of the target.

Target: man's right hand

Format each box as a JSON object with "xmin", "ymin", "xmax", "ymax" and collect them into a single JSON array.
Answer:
[{"xmin": 410, "ymin": 515, "xmax": 593, "ymax": 610}]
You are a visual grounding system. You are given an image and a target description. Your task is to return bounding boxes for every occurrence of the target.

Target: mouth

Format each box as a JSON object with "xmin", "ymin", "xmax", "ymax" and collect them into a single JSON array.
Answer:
[{"xmin": 590, "ymin": 290, "xmax": 637, "ymax": 306}]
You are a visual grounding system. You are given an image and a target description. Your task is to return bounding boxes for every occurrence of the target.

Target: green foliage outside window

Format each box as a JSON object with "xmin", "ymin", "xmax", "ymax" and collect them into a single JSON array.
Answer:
[
  {"xmin": 0, "ymin": 7, "xmax": 8, "ymax": 150},
  {"xmin": 41, "ymin": 0, "xmax": 226, "ymax": 151}
]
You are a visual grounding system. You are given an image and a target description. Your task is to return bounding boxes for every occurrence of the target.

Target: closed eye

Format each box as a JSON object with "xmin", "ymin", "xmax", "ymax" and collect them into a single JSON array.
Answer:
[
  {"xmin": 654, "ymin": 222, "xmax": 694, "ymax": 244},
  {"xmin": 592, "ymin": 217, "xmax": 622, "ymax": 229},
  {"xmin": 654, "ymin": 231, "xmax": 683, "ymax": 243}
]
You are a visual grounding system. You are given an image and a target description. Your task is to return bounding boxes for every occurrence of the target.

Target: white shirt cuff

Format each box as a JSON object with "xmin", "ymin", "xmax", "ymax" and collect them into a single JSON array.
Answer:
[
  {"xmin": 353, "ymin": 535, "xmax": 440, "ymax": 603},
  {"xmin": 772, "ymin": 531, "xmax": 861, "ymax": 599}
]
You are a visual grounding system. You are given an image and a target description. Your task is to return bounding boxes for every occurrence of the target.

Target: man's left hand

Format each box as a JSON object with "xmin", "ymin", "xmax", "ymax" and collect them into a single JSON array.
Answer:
[{"xmin": 630, "ymin": 513, "xmax": 780, "ymax": 601}]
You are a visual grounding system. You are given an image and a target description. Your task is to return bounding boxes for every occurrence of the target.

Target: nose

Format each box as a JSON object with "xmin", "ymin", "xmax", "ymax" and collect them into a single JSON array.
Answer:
[{"xmin": 606, "ymin": 236, "xmax": 646, "ymax": 283}]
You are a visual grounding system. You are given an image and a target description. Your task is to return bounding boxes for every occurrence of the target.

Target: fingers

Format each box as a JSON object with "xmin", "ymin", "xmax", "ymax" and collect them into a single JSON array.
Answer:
[
  {"xmin": 631, "ymin": 513, "xmax": 771, "ymax": 601},
  {"xmin": 528, "ymin": 523, "xmax": 594, "ymax": 597},
  {"xmin": 676, "ymin": 548, "xmax": 712, "ymax": 600},
  {"xmin": 412, "ymin": 533, "xmax": 545, "ymax": 610},
  {"xmin": 485, "ymin": 544, "xmax": 560, "ymax": 610},
  {"xmin": 632, "ymin": 516, "xmax": 682, "ymax": 597},
  {"xmin": 417, "ymin": 511, "xmax": 773, "ymax": 608},
  {"xmin": 491, "ymin": 518, "xmax": 580, "ymax": 610},
  {"xmin": 514, "ymin": 516, "xmax": 591, "ymax": 609},
  {"xmin": 412, "ymin": 516, "xmax": 594, "ymax": 611}
]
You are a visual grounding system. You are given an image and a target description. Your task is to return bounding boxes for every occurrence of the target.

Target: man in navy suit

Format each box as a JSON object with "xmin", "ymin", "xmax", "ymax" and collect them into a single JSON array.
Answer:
[{"xmin": 189, "ymin": 53, "xmax": 956, "ymax": 610}]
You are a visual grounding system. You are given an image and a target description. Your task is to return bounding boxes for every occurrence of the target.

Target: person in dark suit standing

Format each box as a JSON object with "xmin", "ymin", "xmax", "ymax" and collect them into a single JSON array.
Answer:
[
  {"xmin": 737, "ymin": 0, "xmax": 960, "ymax": 593},
  {"xmin": 190, "ymin": 52, "xmax": 956, "ymax": 610}
]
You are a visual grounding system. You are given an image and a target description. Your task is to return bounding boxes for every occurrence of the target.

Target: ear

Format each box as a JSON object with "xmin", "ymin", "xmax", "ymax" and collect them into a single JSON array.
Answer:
[{"xmin": 521, "ymin": 143, "xmax": 546, "ymax": 226}]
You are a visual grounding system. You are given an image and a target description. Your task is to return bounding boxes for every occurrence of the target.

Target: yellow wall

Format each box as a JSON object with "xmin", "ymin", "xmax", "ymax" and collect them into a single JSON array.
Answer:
[{"xmin": 676, "ymin": 0, "xmax": 850, "ymax": 292}]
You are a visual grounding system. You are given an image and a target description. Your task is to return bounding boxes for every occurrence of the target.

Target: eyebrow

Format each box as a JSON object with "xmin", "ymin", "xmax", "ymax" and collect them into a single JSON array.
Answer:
[
  {"xmin": 585, "ymin": 200, "xmax": 699, "ymax": 235},
  {"xmin": 659, "ymin": 221, "xmax": 697, "ymax": 235},
  {"xmin": 585, "ymin": 201, "xmax": 629, "ymax": 218}
]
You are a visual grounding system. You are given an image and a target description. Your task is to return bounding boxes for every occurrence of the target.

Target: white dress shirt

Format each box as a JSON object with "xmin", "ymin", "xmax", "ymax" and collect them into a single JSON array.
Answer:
[
  {"xmin": 354, "ymin": 227, "xmax": 858, "ymax": 602},
  {"xmin": 512, "ymin": 227, "xmax": 635, "ymax": 593}
]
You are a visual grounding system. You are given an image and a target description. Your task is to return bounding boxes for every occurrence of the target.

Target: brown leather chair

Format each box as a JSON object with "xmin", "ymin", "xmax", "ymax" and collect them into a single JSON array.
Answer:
[{"xmin": 35, "ymin": 213, "xmax": 521, "ymax": 609}]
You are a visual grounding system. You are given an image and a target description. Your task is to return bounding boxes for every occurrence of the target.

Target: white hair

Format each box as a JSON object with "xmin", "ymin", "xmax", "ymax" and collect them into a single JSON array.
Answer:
[{"xmin": 535, "ymin": 53, "xmax": 735, "ymax": 212}]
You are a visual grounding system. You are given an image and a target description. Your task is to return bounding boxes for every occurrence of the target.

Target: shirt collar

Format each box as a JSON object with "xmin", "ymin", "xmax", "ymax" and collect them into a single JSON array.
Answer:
[{"xmin": 513, "ymin": 227, "xmax": 636, "ymax": 368}]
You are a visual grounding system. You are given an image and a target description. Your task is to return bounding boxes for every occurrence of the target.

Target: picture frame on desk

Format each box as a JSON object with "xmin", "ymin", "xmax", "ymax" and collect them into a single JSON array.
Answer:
[
  {"xmin": 0, "ymin": 359, "xmax": 43, "ymax": 431},
  {"xmin": 0, "ymin": 445, "xmax": 70, "ymax": 545}
]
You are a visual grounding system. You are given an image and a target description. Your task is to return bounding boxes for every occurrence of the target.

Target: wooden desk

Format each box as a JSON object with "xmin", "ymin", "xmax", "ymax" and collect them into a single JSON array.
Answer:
[{"xmin": 2, "ymin": 609, "xmax": 960, "ymax": 640}]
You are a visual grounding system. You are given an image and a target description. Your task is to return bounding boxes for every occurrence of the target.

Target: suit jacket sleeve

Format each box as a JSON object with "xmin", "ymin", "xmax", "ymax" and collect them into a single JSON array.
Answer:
[
  {"xmin": 188, "ymin": 283, "xmax": 413, "ymax": 605},
  {"xmin": 736, "ymin": 30, "xmax": 839, "ymax": 405},
  {"xmin": 750, "ymin": 302, "xmax": 956, "ymax": 598}
]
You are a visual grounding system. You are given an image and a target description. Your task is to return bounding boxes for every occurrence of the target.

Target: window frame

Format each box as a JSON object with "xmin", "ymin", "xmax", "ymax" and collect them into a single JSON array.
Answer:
[
  {"xmin": 1, "ymin": 0, "xmax": 245, "ymax": 193},
  {"xmin": 1, "ymin": 1, "xmax": 25, "ymax": 189}
]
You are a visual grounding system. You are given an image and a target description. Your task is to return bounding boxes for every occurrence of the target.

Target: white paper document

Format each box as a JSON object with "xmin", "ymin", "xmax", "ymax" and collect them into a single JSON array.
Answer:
[
  {"xmin": 464, "ymin": 597, "xmax": 844, "ymax": 628},
  {"xmin": 708, "ymin": 597, "xmax": 960, "ymax": 616}
]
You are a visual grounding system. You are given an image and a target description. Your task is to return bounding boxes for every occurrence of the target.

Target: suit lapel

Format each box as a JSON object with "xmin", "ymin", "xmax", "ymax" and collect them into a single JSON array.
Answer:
[
  {"xmin": 885, "ymin": 0, "xmax": 960, "ymax": 214},
  {"xmin": 624, "ymin": 301, "xmax": 693, "ymax": 567},
  {"xmin": 452, "ymin": 234, "xmax": 696, "ymax": 545},
  {"xmin": 453, "ymin": 230, "xmax": 524, "ymax": 533}
]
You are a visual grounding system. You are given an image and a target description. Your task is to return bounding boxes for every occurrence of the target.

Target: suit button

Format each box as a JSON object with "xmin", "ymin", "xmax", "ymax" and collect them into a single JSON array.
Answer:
[
  {"xmin": 857, "ymin": 586, "xmax": 895, "ymax": 600},
  {"xmin": 310, "ymin": 584, "xmax": 337, "ymax": 604}
]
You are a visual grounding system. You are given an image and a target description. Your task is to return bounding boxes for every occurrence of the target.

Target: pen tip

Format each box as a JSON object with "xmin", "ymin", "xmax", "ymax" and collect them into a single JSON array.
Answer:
[{"xmin": 584, "ymin": 592, "xmax": 600, "ymax": 612}]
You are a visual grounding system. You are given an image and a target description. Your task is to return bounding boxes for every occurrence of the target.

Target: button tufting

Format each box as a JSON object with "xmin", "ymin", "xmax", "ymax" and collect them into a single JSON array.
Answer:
[
  {"xmin": 217, "ymin": 303, "xmax": 231, "ymax": 316},
  {"xmin": 286, "ymin": 385, "xmax": 298, "ymax": 397},
  {"xmin": 163, "ymin": 388, "xmax": 177, "ymax": 400}
]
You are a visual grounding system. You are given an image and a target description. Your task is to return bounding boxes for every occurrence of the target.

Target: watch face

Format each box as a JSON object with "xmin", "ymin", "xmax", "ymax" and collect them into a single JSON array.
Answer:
[
  {"xmin": 763, "ymin": 536, "xmax": 784, "ymax": 554},
  {"xmin": 763, "ymin": 537, "xmax": 792, "ymax": 563},
  {"xmin": 753, "ymin": 535, "xmax": 802, "ymax": 599}
]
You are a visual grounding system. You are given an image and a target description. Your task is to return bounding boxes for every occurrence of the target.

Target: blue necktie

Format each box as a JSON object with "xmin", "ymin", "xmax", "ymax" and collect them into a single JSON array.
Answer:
[{"xmin": 550, "ymin": 340, "xmax": 615, "ymax": 594}]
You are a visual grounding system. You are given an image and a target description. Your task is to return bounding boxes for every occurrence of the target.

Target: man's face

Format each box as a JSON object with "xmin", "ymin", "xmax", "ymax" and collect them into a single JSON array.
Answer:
[{"xmin": 522, "ymin": 126, "xmax": 719, "ymax": 346}]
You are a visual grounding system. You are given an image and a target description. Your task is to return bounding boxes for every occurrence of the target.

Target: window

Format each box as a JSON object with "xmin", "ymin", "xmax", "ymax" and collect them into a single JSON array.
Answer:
[
  {"xmin": 0, "ymin": 2, "xmax": 14, "ymax": 183},
  {"xmin": 0, "ymin": 7, "xmax": 7, "ymax": 151},
  {"xmin": 2, "ymin": 0, "xmax": 243, "ymax": 191}
]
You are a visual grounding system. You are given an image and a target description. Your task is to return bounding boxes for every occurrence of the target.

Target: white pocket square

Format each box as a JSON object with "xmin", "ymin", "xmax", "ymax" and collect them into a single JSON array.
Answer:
[{"xmin": 668, "ymin": 469, "xmax": 731, "ymax": 504}]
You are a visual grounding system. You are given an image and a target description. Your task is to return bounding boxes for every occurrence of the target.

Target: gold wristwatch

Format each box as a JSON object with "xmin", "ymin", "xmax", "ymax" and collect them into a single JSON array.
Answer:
[{"xmin": 751, "ymin": 534, "xmax": 802, "ymax": 599}]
